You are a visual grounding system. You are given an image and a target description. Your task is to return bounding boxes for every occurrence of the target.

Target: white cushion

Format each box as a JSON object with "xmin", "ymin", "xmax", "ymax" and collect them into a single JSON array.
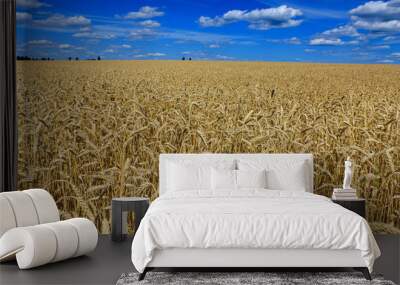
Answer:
[
  {"xmin": 238, "ymin": 159, "xmax": 309, "ymax": 191},
  {"xmin": 24, "ymin": 189, "xmax": 60, "ymax": 224},
  {"xmin": 65, "ymin": 218, "xmax": 98, "ymax": 257},
  {"xmin": 211, "ymin": 168, "xmax": 236, "ymax": 190},
  {"xmin": 42, "ymin": 221, "xmax": 79, "ymax": 262},
  {"xmin": 0, "ymin": 226, "xmax": 57, "ymax": 269},
  {"xmin": 237, "ymin": 169, "xmax": 267, "ymax": 189},
  {"xmin": 211, "ymin": 169, "xmax": 268, "ymax": 190},
  {"xmin": 0, "ymin": 196, "xmax": 17, "ymax": 237},
  {"xmin": 167, "ymin": 162, "xmax": 211, "ymax": 191},
  {"xmin": 0, "ymin": 192, "xmax": 39, "ymax": 227},
  {"xmin": 0, "ymin": 189, "xmax": 59, "ymax": 236},
  {"xmin": 165, "ymin": 159, "xmax": 235, "ymax": 192}
]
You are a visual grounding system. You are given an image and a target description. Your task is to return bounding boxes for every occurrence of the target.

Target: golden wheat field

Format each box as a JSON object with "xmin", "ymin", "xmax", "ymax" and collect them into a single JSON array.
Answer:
[{"xmin": 16, "ymin": 60, "xmax": 400, "ymax": 234}]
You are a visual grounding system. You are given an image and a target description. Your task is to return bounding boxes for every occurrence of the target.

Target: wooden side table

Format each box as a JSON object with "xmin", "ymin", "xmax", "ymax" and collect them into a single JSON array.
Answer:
[
  {"xmin": 332, "ymin": 198, "xmax": 366, "ymax": 218},
  {"xmin": 111, "ymin": 197, "xmax": 149, "ymax": 242}
]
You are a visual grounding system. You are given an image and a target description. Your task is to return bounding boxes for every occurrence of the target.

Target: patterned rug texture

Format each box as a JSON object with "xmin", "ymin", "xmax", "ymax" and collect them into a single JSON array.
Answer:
[{"xmin": 116, "ymin": 271, "xmax": 395, "ymax": 285}]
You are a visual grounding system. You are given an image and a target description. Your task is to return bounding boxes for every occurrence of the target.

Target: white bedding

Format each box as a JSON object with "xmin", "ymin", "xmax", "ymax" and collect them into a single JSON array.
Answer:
[{"xmin": 131, "ymin": 190, "xmax": 380, "ymax": 273}]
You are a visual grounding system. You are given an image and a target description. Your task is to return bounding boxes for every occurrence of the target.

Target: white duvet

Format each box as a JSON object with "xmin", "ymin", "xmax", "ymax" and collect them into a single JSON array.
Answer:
[{"xmin": 131, "ymin": 190, "xmax": 380, "ymax": 273}]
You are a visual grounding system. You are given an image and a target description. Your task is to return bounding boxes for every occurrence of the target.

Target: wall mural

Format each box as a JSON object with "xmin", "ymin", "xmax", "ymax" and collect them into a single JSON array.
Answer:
[{"xmin": 16, "ymin": 0, "xmax": 400, "ymax": 234}]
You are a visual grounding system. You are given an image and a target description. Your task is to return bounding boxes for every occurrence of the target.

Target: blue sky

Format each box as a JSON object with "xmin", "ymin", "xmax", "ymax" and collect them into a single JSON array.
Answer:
[{"xmin": 16, "ymin": 0, "xmax": 400, "ymax": 63}]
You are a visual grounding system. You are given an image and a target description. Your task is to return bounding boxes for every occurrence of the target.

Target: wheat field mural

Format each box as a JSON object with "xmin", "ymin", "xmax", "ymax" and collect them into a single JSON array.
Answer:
[{"xmin": 16, "ymin": 60, "xmax": 400, "ymax": 234}]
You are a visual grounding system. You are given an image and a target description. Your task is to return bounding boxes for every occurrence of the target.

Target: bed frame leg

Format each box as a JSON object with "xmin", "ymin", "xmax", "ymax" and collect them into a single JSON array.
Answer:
[
  {"xmin": 354, "ymin": 267, "xmax": 371, "ymax": 280},
  {"xmin": 138, "ymin": 268, "xmax": 148, "ymax": 281}
]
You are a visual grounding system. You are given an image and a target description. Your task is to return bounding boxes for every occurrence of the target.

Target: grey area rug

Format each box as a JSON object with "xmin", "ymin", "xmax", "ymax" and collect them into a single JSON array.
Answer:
[{"xmin": 116, "ymin": 272, "xmax": 395, "ymax": 285}]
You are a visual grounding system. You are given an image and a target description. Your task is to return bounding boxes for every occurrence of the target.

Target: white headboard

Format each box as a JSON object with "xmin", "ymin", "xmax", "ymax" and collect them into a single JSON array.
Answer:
[{"xmin": 159, "ymin": 153, "xmax": 314, "ymax": 195}]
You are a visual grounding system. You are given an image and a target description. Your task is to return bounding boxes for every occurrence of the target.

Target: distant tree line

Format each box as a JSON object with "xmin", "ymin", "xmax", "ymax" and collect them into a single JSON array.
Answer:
[
  {"xmin": 17, "ymin": 55, "xmax": 195, "ymax": 61},
  {"xmin": 17, "ymin": 56, "xmax": 103, "ymax": 61},
  {"xmin": 68, "ymin": 56, "xmax": 101, "ymax": 61},
  {"xmin": 17, "ymin": 56, "xmax": 55, "ymax": 61}
]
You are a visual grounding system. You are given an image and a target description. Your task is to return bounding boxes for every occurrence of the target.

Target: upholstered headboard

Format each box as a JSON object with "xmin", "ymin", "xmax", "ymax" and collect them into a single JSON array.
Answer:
[{"xmin": 159, "ymin": 153, "xmax": 314, "ymax": 195}]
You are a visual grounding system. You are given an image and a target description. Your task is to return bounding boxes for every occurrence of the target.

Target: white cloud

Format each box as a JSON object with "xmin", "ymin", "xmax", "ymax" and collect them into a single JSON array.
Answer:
[
  {"xmin": 233, "ymin": 40, "xmax": 258, "ymax": 45},
  {"xmin": 180, "ymin": 50, "xmax": 207, "ymax": 58},
  {"xmin": 199, "ymin": 5, "xmax": 303, "ymax": 30},
  {"xmin": 286, "ymin": 37, "xmax": 301, "ymax": 44},
  {"xmin": 59, "ymin": 44, "xmax": 73, "ymax": 49},
  {"xmin": 138, "ymin": 20, "xmax": 160, "ymax": 28},
  {"xmin": 309, "ymin": 38, "xmax": 343, "ymax": 45},
  {"xmin": 199, "ymin": 16, "xmax": 226, "ymax": 27},
  {"xmin": 304, "ymin": 48, "xmax": 316, "ymax": 53},
  {"xmin": 86, "ymin": 27, "xmax": 240, "ymax": 45},
  {"xmin": 268, "ymin": 37, "xmax": 301, "ymax": 45},
  {"xmin": 73, "ymin": 32, "xmax": 116, "ymax": 39},
  {"xmin": 347, "ymin": 40, "xmax": 360, "ymax": 45},
  {"xmin": 121, "ymin": 44, "xmax": 131, "ymax": 48},
  {"xmin": 28, "ymin": 39, "xmax": 52, "ymax": 45},
  {"xmin": 350, "ymin": 0, "xmax": 400, "ymax": 32},
  {"xmin": 147, "ymin": 52, "xmax": 165, "ymax": 56},
  {"xmin": 353, "ymin": 19, "xmax": 400, "ymax": 32},
  {"xmin": 377, "ymin": 59, "xmax": 394, "ymax": 63},
  {"xmin": 16, "ymin": 12, "xmax": 32, "ymax": 22},
  {"xmin": 161, "ymin": 29, "xmax": 238, "ymax": 44},
  {"xmin": 370, "ymin": 45, "xmax": 390, "ymax": 49},
  {"xmin": 79, "ymin": 26, "xmax": 91, "ymax": 32},
  {"xmin": 293, "ymin": 5, "xmax": 347, "ymax": 19},
  {"xmin": 383, "ymin": 36, "xmax": 396, "ymax": 41},
  {"xmin": 71, "ymin": 25, "xmax": 240, "ymax": 45},
  {"xmin": 350, "ymin": 0, "xmax": 400, "ymax": 18},
  {"xmin": 308, "ymin": 1, "xmax": 400, "ymax": 47},
  {"xmin": 216, "ymin": 54, "xmax": 234, "ymax": 60},
  {"xmin": 129, "ymin": 29, "xmax": 158, "ymax": 39},
  {"xmin": 321, "ymin": 25, "xmax": 359, "ymax": 37},
  {"xmin": 122, "ymin": 6, "xmax": 164, "ymax": 20},
  {"xmin": 134, "ymin": 52, "xmax": 166, "ymax": 57},
  {"xmin": 310, "ymin": 25, "xmax": 361, "ymax": 48},
  {"xmin": 34, "ymin": 14, "xmax": 91, "ymax": 27},
  {"xmin": 104, "ymin": 49, "xmax": 115, "ymax": 53},
  {"xmin": 16, "ymin": 0, "xmax": 49, "ymax": 8},
  {"xmin": 209, "ymin": 44, "xmax": 220, "ymax": 48},
  {"xmin": 391, "ymin": 52, "xmax": 400, "ymax": 57}
]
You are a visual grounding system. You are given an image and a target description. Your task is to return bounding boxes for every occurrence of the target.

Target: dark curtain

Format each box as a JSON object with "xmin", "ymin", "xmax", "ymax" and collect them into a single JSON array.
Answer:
[{"xmin": 0, "ymin": 0, "xmax": 17, "ymax": 192}]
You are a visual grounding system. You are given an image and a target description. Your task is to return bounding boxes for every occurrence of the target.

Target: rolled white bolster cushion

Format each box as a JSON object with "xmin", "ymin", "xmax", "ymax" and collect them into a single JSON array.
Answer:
[
  {"xmin": 0, "ymin": 191, "xmax": 39, "ymax": 227},
  {"xmin": 0, "ymin": 226, "xmax": 57, "ymax": 269},
  {"xmin": 0, "ymin": 218, "xmax": 98, "ymax": 269},
  {"xmin": 64, "ymin": 218, "xmax": 98, "ymax": 257},
  {"xmin": 0, "ymin": 196, "xmax": 17, "ymax": 237},
  {"xmin": 42, "ymin": 221, "xmax": 79, "ymax": 263},
  {"xmin": 23, "ymin": 189, "xmax": 60, "ymax": 224}
]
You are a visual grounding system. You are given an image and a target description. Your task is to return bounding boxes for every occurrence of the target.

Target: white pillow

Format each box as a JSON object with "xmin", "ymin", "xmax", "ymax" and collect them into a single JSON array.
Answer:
[
  {"xmin": 237, "ymin": 169, "xmax": 267, "ymax": 189},
  {"xmin": 167, "ymin": 162, "xmax": 211, "ymax": 191},
  {"xmin": 166, "ymin": 158, "xmax": 236, "ymax": 170},
  {"xmin": 211, "ymin": 168, "xmax": 236, "ymax": 190},
  {"xmin": 211, "ymin": 169, "xmax": 268, "ymax": 190},
  {"xmin": 238, "ymin": 159, "xmax": 309, "ymax": 191},
  {"xmin": 166, "ymin": 159, "xmax": 236, "ymax": 192}
]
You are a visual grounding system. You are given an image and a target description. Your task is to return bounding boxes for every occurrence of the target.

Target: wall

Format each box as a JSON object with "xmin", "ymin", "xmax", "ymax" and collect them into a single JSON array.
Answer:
[
  {"xmin": 16, "ymin": 0, "xmax": 400, "ymax": 234},
  {"xmin": 16, "ymin": 61, "xmax": 400, "ymax": 233}
]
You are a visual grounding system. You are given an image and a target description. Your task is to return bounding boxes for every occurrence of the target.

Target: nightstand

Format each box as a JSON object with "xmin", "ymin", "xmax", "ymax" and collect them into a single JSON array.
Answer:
[
  {"xmin": 332, "ymin": 198, "xmax": 366, "ymax": 218},
  {"xmin": 111, "ymin": 197, "xmax": 149, "ymax": 242}
]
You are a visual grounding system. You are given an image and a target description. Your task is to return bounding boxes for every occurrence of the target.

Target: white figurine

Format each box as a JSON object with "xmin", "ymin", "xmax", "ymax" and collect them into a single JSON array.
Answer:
[{"xmin": 343, "ymin": 157, "xmax": 353, "ymax": 190}]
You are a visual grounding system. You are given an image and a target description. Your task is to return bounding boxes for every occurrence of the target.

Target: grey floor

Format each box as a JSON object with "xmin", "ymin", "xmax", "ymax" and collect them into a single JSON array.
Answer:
[
  {"xmin": 0, "ymin": 235, "xmax": 399, "ymax": 285},
  {"xmin": 0, "ymin": 235, "xmax": 134, "ymax": 285}
]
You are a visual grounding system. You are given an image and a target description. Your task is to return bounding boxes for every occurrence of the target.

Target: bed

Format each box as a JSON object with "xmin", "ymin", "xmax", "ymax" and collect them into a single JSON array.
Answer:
[{"xmin": 131, "ymin": 153, "xmax": 380, "ymax": 280}]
